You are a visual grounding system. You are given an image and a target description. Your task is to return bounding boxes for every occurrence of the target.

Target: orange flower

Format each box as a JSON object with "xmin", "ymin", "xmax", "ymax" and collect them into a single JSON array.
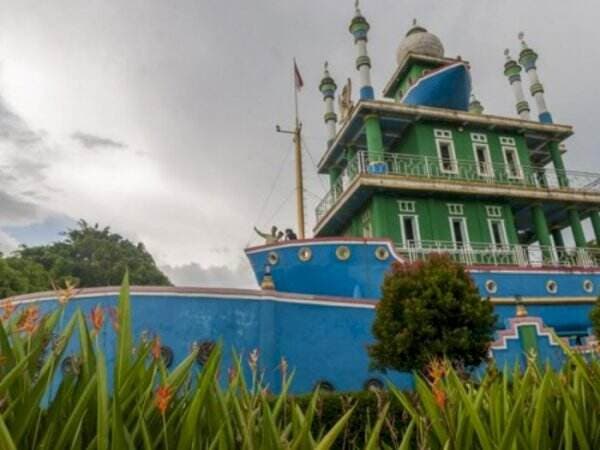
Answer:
[
  {"xmin": 427, "ymin": 359, "xmax": 446, "ymax": 383},
  {"xmin": 53, "ymin": 279, "xmax": 78, "ymax": 305},
  {"xmin": 1, "ymin": 299, "xmax": 16, "ymax": 321},
  {"xmin": 433, "ymin": 385, "xmax": 447, "ymax": 409},
  {"xmin": 16, "ymin": 306, "xmax": 40, "ymax": 335},
  {"xmin": 151, "ymin": 336, "xmax": 162, "ymax": 361},
  {"xmin": 90, "ymin": 305, "xmax": 104, "ymax": 334},
  {"xmin": 154, "ymin": 385, "xmax": 172, "ymax": 414}
]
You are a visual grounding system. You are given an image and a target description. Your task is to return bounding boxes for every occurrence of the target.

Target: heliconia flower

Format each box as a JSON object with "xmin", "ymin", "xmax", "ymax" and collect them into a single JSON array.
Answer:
[
  {"xmin": 433, "ymin": 385, "xmax": 447, "ymax": 409},
  {"xmin": 154, "ymin": 385, "xmax": 172, "ymax": 414},
  {"xmin": 426, "ymin": 359, "xmax": 446, "ymax": 383},
  {"xmin": 53, "ymin": 279, "xmax": 78, "ymax": 305},
  {"xmin": 108, "ymin": 307, "xmax": 119, "ymax": 331},
  {"xmin": 151, "ymin": 336, "xmax": 162, "ymax": 361},
  {"xmin": 90, "ymin": 305, "xmax": 104, "ymax": 334},
  {"xmin": 1, "ymin": 299, "xmax": 16, "ymax": 321},
  {"xmin": 248, "ymin": 348, "xmax": 260, "ymax": 370},
  {"xmin": 16, "ymin": 306, "xmax": 40, "ymax": 335}
]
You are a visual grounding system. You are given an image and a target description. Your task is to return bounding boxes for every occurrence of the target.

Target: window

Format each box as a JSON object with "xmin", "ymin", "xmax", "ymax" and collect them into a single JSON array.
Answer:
[
  {"xmin": 488, "ymin": 219, "xmax": 508, "ymax": 248},
  {"xmin": 470, "ymin": 133, "xmax": 487, "ymax": 143},
  {"xmin": 399, "ymin": 215, "xmax": 420, "ymax": 247},
  {"xmin": 361, "ymin": 210, "xmax": 372, "ymax": 238},
  {"xmin": 500, "ymin": 136, "xmax": 516, "ymax": 146},
  {"xmin": 450, "ymin": 217, "xmax": 469, "ymax": 248},
  {"xmin": 447, "ymin": 203, "xmax": 464, "ymax": 215},
  {"xmin": 436, "ymin": 139, "xmax": 458, "ymax": 174},
  {"xmin": 473, "ymin": 143, "xmax": 493, "ymax": 177},
  {"xmin": 434, "ymin": 129, "xmax": 453, "ymax": 139},
  {"xmin": 502, "ymin": 146, "xmax": 522, "ymax": 179},
  {"xmin": 398, "ymin": 200, "xmax": 416, "ymax": 213},
  {"xmin": 485, "ymin": 206, "xmax": 502, "ymax": 218}
]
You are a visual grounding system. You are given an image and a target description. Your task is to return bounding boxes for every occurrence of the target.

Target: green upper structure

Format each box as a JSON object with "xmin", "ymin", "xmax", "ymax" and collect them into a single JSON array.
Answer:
[{"xmin": 316, "ymin": 11, "xmax": 600, "ymax": 267}]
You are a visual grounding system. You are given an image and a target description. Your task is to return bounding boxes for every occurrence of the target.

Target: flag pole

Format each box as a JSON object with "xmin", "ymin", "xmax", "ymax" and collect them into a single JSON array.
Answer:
[{"xmin": 293, "ymin": 58, "xmax": 306, "ymax": 239}]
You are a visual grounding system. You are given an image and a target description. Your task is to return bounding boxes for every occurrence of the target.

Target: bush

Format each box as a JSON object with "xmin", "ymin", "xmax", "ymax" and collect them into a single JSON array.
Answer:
[{"xmin": 369, "ymin": 254, "xmax": 497, "ymax": 373}]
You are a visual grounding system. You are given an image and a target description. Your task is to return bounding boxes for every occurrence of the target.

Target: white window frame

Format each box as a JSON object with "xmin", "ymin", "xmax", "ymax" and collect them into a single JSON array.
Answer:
[
  {"xmin": 499, "ymin": 136, "xmax": 516, "ymax": 146},
  {"xmin": 435, "ymin": 138, "xmax": 458, "ymax": 174},
  {"xmin": 399, "ymin": 214, "xmax": 421, "ymax": 248},
  {"xmin": 472, "ymin": 142, "xmax": 494, "ymax": 178},
  {"xmin": 449, "ymin": 216, "xmax": 470, "ymax": 249},
  {"xmin": 470, "ymin": 133, "xmax": 487, "ymax": 143},
  {"xmin": 501, "ymin": 146, "xmax": 523, "ymax": 179},
  {"xmin": 398, "ymin": 200, "xmax": 416, "ymax": 213},
  {"xmin": 434, "ymin": 129, "xmax": 452, "ymax": 139},
  {"xmin": 447, "ymin": 203, "xmax": 464, "ymax": 216},
  {"xmin": 485, "ymin": 205, "xmax": 503, "ymax": 218},
  {"xmin": 488, "ymin": 218, "xmax": 509, "ymax": 248}
]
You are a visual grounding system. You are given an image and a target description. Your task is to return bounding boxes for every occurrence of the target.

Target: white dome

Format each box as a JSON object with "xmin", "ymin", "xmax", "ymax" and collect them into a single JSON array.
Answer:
[{"xmin": 396, "ymin": 23, "xmax": 444, "ymax": 65}]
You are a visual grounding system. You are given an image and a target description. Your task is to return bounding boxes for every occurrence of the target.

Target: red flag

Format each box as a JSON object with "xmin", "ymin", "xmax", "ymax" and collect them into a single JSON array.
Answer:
[{"xmin": 294, "ymin": 60, "xmax": 304, "ymax": 91}]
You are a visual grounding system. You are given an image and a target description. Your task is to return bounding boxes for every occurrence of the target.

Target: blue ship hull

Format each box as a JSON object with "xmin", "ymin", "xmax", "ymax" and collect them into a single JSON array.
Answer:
[
  {"xmin": 401, "ymin": 62, "xmax": 472, "ymax": 111},
  {"xmin": 7, "ymin": 238, "xmax": 598, "ymax": 393}
]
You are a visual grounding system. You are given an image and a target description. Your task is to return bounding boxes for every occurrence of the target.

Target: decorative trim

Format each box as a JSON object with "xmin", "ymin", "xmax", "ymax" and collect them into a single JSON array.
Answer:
[{"xmin": 490, "ymin": 317, "xmax": 566, "ymax": 351}]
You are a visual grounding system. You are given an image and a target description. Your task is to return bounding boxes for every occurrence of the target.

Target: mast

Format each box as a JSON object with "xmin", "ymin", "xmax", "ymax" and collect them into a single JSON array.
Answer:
[
  {"xmin": 277, "ymin": 59, "xmax": 306, "ymax": 239},
  {"xmin": 293, "ymin": 58, "xmax": 306, "ymax": 239}
]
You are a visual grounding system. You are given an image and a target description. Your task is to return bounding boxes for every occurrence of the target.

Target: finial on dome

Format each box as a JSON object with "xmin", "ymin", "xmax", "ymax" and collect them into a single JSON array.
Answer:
[
  {"xmin": 323, "ymin": 61, "xmax": 330, "ymax": 77},
  {"xmin": 412, "ymin": 18, "xmax": 417, "ymax": 26},
  {"xmin": 504, "ymin": 48, "xmax": 512, "ymax": 61},
  {"xmin": 518, "ymin": 31, "xmax": 528, "ymax": 49},
  {"xmin": 354, "ymin": 0, "xmax": 361, "ymax": 15},
  {"xmin": 469, "ymin": 94, "xmax": 484, "ymax": 115}
]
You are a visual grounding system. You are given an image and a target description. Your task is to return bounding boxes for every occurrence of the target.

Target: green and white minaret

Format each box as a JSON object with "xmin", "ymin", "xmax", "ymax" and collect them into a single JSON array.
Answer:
[
  {"xmin": 518, "ymin": 32, "xmax": 552, "ymax": 124},
  {"xmin": 349, "ymin": 0, "xmax": 374, "ymax": 100},
  {"xmin": 503, "ymin": 49, "xmax": 531, "ymax": 120},
  {"xmin": 319, "ymin": 62, "xmax": 338, "ymax": 147}
]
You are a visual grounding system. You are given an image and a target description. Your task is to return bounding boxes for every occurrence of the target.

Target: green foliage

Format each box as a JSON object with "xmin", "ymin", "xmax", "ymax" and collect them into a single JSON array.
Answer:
[
  {"xmin": 0, "ymin": 254, "xmax": 49, "ymax": 298},
  {"xmin": 2, "ymin": 219, "xmax": 170, "ymax": 295},
  {"xmin": 369, "ymin": 254, "xmax": 496, "ymax": 373},
  {"xmin": 590, "ymin": 295, "xmax": 600, "ymax": 339},
  {"xmin": 292, "ymin": 391, "xmax": 410, "ymax": 449}
]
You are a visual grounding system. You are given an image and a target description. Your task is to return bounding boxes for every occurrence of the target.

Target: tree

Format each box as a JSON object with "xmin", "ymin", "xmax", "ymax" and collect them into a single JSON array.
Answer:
[
  {"xmin": 368, "ymin": 254, "xmax": 496, "ymax": 373},
  {"xmin": 590, "ymin": 297, "xmax": 600, "ymax": 339},
  {"xmin": 3, "ymin": 220, "xmax": 171, "ymax": 294}
]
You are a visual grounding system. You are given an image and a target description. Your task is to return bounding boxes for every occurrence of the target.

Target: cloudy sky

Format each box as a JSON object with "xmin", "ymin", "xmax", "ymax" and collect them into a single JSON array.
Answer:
[{"xmin": 0, "ymin": 0, "xmax": 598, "ymax": 287}]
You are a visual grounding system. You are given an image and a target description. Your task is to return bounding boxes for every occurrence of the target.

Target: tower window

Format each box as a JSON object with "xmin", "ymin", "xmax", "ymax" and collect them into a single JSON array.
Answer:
[
  {"xmin": 398, "ymin": 200, "xmax": 416, "ymax": 213},
  {"xmin": 399, "ymin": 215, "xmax": 420, "ymax": 247},
  {"xmin": 488, "ymin": 219, "xmax": 508, "ymax": 248},
  {"xmin": 436, "ymin": 139, "xmax": 458, "ymax": 174},
  {"xmin": 434, "ymin": 129, "xmax": 453, "ymax": 139},
  {"xmin": 500, "ymin": 136, "xmax": 516, "ymax": 146},
  {"xmin": 473, "ymin": 143, "xmax": 493, "ymax": 177},
  {"xmin": 502, "ymin": 147, "xmax": 522, "ymax": 179},
  {"xmin": 470, "ymin": 133, "xmax": 487, "ymax": 143},
  {"xmin": 485, "ymin": 206, "xmax": 502, "ymax": 217},
  {"xmin": 450, "ymin": 217, "xmax": 469, "ymax": 248},
  {"xmin": 447, "ymin": 203, "xmax": 464, "ymax": 215}
]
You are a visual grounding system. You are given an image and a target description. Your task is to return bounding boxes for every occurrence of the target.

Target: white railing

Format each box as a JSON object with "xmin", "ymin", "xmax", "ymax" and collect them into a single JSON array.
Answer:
[
  {"xmin": 315, "ymin": 151, "xmax": 600, "ymax": 222},
  {"xmin": 395, "ymin": 240, "xmax": 600, "ymax": 268}
]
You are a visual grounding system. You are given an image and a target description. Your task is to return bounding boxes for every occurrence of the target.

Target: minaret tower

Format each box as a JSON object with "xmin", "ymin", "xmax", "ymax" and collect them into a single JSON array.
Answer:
[
  {"xmin": 503, "ymin": 49, "xmax": 531, "ymax": 120},
  {"xmin": 319, "ymin": 62, "xmax": 338, "ymax": 147},
  {"xmin": 349, "ymin": 0, "xmax": 374, "ymax": 100},
  {"xmin": 518, "ymin": 32, "xmax": 552, "ymax": 123}
]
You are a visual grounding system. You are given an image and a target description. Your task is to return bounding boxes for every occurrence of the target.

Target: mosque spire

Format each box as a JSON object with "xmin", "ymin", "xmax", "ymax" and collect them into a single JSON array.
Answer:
[
  {"xmin": 518, "ymin": 32, "xmax": 553, "ymax": 123},
  {"xmin": 503, "ymin": 48, "xmax": 531, "ymax": 120},
  {"xmin": 319, "ymin": 61, "xmax": 339, "ymax": 146},
  {"xmin": 349, "ymin": 0, "xmax": 374, "ymax": 100}
]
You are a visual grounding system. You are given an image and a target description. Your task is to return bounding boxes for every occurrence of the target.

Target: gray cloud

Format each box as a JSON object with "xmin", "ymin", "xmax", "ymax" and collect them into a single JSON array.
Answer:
[
  {"xmin": 71, "ymin": 131, "xmax": 126, "ymax": 150},
  {"xmin": 0, "ymin": 191, "xmax": 40, "ymax": 226},
  {"xmin": 161, "ymin": 260, "xmax": 257, "ymax": 289},
  {"xmin": 0, "ymin": 97, "xmax": 43, "ymax": 148}
]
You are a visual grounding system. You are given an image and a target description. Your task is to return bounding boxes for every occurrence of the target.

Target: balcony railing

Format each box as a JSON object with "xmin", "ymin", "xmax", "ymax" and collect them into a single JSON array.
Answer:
[
  {"xmin": 315, "ymin": 151, "xmax": 600, "ymax": 222},
  {"xmin": 396, "ymin": 240, "xmax": 600, "ymax": 269}
]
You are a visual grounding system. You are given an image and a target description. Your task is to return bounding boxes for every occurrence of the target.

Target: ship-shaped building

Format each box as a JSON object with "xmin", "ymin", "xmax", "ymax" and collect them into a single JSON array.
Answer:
[{"xmin": 9, "ymin": 5, "xmax": 600, "ymax": 392}]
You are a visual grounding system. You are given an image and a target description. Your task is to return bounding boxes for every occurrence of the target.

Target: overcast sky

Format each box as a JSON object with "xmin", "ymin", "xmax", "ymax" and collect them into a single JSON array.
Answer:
[{"xmin": 0, "ymin": 0, "xmax": 599, "ymax": 287}]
